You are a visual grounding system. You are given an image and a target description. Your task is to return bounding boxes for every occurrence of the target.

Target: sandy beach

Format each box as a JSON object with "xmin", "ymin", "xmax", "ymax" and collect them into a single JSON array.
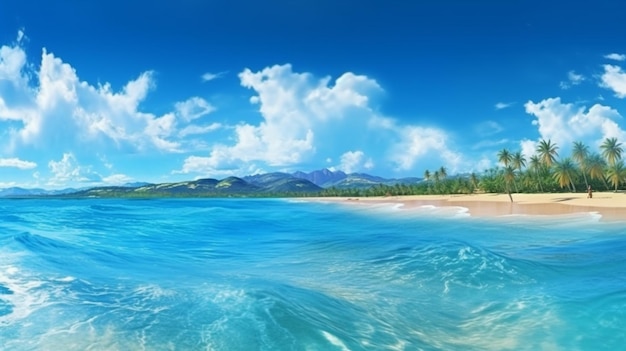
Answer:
[{"xmin": 311, "ymin": 192, "xmax": 626, "ymax": 221}]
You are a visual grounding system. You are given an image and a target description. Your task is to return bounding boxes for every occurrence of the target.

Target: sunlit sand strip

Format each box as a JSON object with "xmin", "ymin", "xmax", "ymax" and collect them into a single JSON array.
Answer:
[{"xmin": 306, "ymin": 192, "xmax": 626, "ymax": 221}]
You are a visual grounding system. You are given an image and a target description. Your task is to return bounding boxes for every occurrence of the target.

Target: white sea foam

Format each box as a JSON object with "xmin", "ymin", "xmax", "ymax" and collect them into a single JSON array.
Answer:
[
  {"xmin": 498, "ymin": 211, "xmax": 603, "ymax": 226},
  {"xmin": 322, "ymin": 330, "xmax": 351, "ymax": 351},
  {"xmin": 0, "ymin": 266, "xmax": 48, "ymax": 325},
  {"xmin": 344, "ymin": 201, "xmax": 472, "ymax": 220}
]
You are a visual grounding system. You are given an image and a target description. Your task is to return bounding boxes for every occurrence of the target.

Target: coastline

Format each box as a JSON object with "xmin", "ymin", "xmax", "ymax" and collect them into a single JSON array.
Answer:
[{"xmin": 307, "ymin": 192, "xmax": 626, "ymax": 222}]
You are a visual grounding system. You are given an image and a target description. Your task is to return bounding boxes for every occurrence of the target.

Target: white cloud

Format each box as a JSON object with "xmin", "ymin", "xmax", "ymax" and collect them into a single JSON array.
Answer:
[
  {"xmin": 391, "ymin": 126, "xmax": 462, "ymax": 172},
  {"xmin": 474, "ymin": 157, "xmax": 493, "ymax": 173},
  {"xmin": 1, "ymin": 46, "xmax": 178, "ymax": 152},
  {"xmin": 201, "ymin": 71, "xmax": 226, "ymax": 82},
  {"xmin": 519, "ymin": 139, "xmax": 538, "ymax": 162},
  {"xmin": 605, "ymin": 53, "xmax": 626, "ymax": 61},
  {"xmin": 179, "ymin": 64, "xmax": 463, "ymax": 177},
  {"xmin": 48, "ymin": 153, "xmax": 102, "ymax": 186},
  {"xmin": 495, "ymin": 102, "xmax": 513, "ymax": 110},
  {"xmin": 0, "ymin": 181, "xmax": 17, "ymax": 188},
  {"xmin": 0, "ymin": 41, "xmax": 27, "ymax": 83},
  {"xmin": 16, "ymin": 30, "xmax": 25, "ymax": 43},
  {"xmin": 179, "ymin": 64, "xmax": 382, "ymax": 175},
  {"xmin": 175, "ymin": 96, "xmax": 216, "ymax": 121},
  {"xmin": 337, "ymin": 150, "xmax": 373, "ymax": 174},
  {"xmin": 102, "ymin": 173, "xmax": 133, "ymax": 185},
  {"xmin": 0, "ymin": 35, "xmax": 221, "ymax": 160},
  {"xmin": 600, "ymin": 64, "xmax": 626, "ymax": 98},
  {"xmin": 524, "ymin": 97, "xmax": 626, "ymax": 154},
  {"xmin": 178, "ymin": 122, "xmax": 221, "ymax": 137},
  {"xmin": 177, "ymin": 155, "xmax": 262, "ymax": 178},
  {"xmin": 0, "ymin": 157, "xmax": 37, "ymax": 169},
  {"xmin": 560, "ymin": 70, "xmax": 585, "ymax": 90}
]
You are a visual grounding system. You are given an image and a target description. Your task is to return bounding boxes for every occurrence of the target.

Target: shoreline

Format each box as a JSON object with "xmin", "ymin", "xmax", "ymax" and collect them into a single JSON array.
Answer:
[{"xmin": 307, "ymin": 192, "xmax": 626, "ymax": 222}]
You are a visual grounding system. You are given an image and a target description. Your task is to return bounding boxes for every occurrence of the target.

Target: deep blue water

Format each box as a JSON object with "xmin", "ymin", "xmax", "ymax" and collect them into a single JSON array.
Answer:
[{"xmin": 0, "ymin": 198, "xmax": 625, "ymax": 350}]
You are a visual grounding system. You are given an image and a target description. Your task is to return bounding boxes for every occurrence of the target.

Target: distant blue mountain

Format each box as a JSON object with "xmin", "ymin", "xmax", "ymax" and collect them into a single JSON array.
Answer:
[
  {"xmin": 0, "ymin": 187, "xmax": 79, "ymax": 197},
  {"xmin": 292, "ymin": 169, "xmax": 421, "ymax": 188},
  {"xmin": 0, "ymin": 169, "xmax": 421, "ymax": 197},
  {"xmin": 292, "ymin": 168, "xmax": 347, "ymax": 187}
]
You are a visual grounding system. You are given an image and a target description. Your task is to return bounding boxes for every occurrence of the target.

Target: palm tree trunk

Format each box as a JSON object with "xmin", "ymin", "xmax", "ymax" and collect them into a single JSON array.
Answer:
[
  {"xmin": 570, "ymin": 180, "xmax": 576, "ymax": 193},
  {"xmin": 582, "ymin": 172, "xmax": 589, "ymax": 189}
]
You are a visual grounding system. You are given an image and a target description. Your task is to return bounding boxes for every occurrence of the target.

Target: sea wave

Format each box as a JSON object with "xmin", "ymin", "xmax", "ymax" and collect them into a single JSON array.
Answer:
[{"xmin": 1, "ymin": 198, "xmax": 626, "ymax": 350}]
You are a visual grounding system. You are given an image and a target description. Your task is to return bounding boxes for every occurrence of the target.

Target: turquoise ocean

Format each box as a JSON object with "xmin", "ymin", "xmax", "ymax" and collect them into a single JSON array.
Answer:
[{"xmin": 1, "ymin": 198, "xmax": 625, "ymax": 350}]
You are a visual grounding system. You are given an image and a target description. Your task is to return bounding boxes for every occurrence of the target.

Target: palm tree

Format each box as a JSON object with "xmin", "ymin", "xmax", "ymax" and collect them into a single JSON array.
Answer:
[
  {"xmin": 497, "ymin": 148, "xmax": 512, "ymax": 167},
  {"xmin": 469, "ymin": 172, "xmax": 479, "ymax": 193},
  {"xmin": 512, "ymin": 151, "xmax": 526, "ymax": 171},
  {"xmin": 552, "ymin": 158, "xmax": 577, "ymax": 192},
  {"xmin": 572, "ymin": 141, "xmax": 590, "ymax": 188},
  {"xmin": 439, "ymin": 166, "xmax": 447, "ymax": 180},
  {"xmin": 510, "ymin": 151, "xmax": 526, "ymax": 193},
  {"xmin": 587, "ymin": 153, "xmax": 610, "ymax": 190},
  {"xmin": 600, "ymin": 137, "xmax": 623, "ymax": 167},
  {"xmin": 528, "ymin": 154, "xmax": 544, "ymax": 192},
  {"xmin": 606, "ymin": 161, "xmax": 626, "ymax": 192},
  {"xmin": 503, "ymin": 166, "xmax": 515, "ymax": 202},
  {"xmin": 424, "ymin": 170, "xmax": 431, "ymax": 182},
  {"xmin": 536, "ymin": 139, "xmax": 559, "ymax": 168},
  {"xmin": 521, "ymin": 171, "xmax": 534, "ymax": 190}
]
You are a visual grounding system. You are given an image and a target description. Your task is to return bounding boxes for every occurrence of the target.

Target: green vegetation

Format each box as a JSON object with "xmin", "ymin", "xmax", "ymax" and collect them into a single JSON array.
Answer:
[
  {"xmin": 20, "ymin": 137, "xmax": 625, "ymax": 199},
  {"xmin": 477, "ymin": 137, "xmax": 624, "ymax": 196},
  {"xmin": 323, "ymin": 137, "xmax": 625, "ymax": 199}
]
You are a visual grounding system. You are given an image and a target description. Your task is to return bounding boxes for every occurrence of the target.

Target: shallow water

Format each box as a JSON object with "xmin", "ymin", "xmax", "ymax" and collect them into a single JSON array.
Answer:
[{"xmin": 0, "ymin": 198, "xmax": 625, "ymax": 350}]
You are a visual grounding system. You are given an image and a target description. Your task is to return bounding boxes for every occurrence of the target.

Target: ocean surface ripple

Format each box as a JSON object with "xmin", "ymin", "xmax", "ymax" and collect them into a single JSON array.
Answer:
[{"xmin": 1, "ymin": 198, "xmax": 625, "ymax": 350}]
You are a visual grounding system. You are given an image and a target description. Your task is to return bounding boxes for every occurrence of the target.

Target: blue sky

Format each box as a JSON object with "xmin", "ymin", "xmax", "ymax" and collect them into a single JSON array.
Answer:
[{"xmin": 1, "ymin": 0, "xmax": 626, "ymax": 188}]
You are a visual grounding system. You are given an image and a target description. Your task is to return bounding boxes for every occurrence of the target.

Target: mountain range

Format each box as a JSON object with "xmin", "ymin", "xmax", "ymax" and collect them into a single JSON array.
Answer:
[{"xmin": 0, "ymin": 169, "xmax": 422, "ymax": 198}]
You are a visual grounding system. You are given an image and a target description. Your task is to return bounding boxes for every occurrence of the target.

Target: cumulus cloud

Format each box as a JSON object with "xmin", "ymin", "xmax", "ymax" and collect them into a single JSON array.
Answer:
[
  {"xmin": 48, "ymin": 153, "xmax": 102, "ymax": 186},
  {"xmin": 560, "ymin": 70, "xmax": 585, "ymax": 90},
  {"xmin": 179, "ymin": 64, "xmax": 461, "ymax": 177},
  {"xmin": 605, "ymin": 53, "xmax": 626, "ymax": 61},
  {"xmin": 338, "ymin": 150, "xmax": 373, "ymax": 174},
  {"xmin": 523, "ymin": 97, "xmax": 626, "ymax": 154},
  {"xmin": 0, "ymin": 42, "xmax": 27, "ymax": 84},
  {"xmin": 178, "ymin": 64, "xmax": 382, "ymax": 175},
  {"xmin": 391, "ymin": 126, "xmax": 462, "ymax": 172},
  {"xmin": 0, "ymin": 157, "xmax": 37, "ymax": 169},
  {"xmin": 46, "ymin": 153, "xmax": 135, "ymax": 187},
  {"xmin": 600, "ymin": 64, "xmax": 626, "ymax": 98},
  {"xmin": 0, "ymin": 35, "xmax": 220, "ymax": 159},
  {"xmin": 519, "ymin": 139, "xmax": 538, "ymax": 162}
]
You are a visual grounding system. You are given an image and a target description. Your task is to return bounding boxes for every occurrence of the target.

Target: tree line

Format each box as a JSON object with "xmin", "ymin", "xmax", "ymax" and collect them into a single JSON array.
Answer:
[
  {"xmin": 315, "ymin": 137, "xmax": 626, "ymax": 198},
  {"xmin": 486, "ymin": 137, "xmax": 625, "ymax": 196}
]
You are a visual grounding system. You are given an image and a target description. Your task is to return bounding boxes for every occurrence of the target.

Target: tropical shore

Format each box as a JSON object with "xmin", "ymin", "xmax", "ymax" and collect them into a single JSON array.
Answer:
[{"xmin": 310, "ymin": 192, "xmax": 626, "ymax": 221}]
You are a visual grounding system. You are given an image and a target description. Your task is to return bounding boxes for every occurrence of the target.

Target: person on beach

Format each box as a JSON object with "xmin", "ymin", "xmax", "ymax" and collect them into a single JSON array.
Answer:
[{"xmin": 587, "ymin": 185, "xmax": 593, "ymax": 198}]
